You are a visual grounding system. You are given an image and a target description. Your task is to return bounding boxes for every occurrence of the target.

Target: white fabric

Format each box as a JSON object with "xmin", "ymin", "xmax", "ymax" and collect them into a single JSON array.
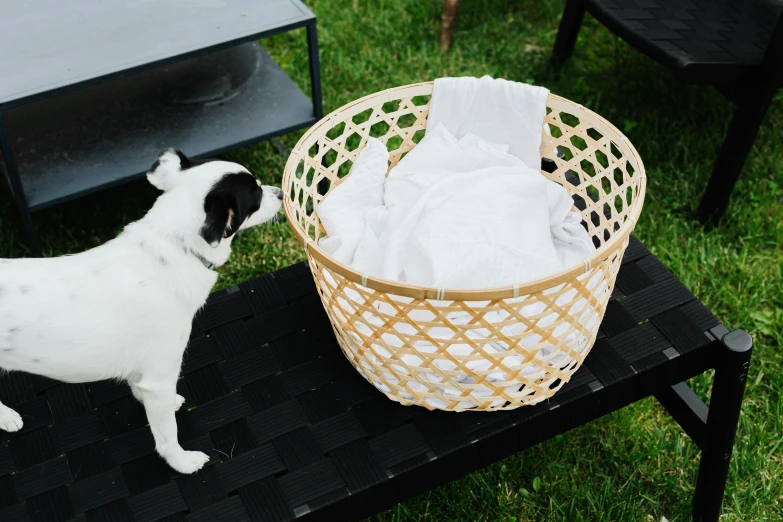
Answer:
[
  {"xmin": 371, "ymin": 124, "xmax": 563, "ymax": 287},
  {"xmin": 427, "ymin": 75, "xmax": 549, "ymax": 170},
  {"xmin": 317, "ymin": 137, "xmax": 389, "ymax": 265},
  {"xmin": 319, "ymin": 123, "xmax": 595, "ymax": 288}
]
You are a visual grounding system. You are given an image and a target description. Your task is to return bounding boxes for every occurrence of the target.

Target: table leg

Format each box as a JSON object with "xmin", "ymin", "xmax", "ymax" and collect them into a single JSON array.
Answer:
[
  {"xmin": 306, "ymin": 23, "xmax": 324, "ymax": 120},
  {"xmin": 0, "ymin": 111, "xmax": 42, "ymax": 257},
  {"xmin": 306, "ymin": 22, "xmax": 329, "ymax": 199}
]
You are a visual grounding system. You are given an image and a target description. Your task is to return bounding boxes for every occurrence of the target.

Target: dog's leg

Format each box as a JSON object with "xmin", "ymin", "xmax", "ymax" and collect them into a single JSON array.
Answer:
[
  {"xmin": 0, "ymin": 402, "xmax": 23, "ymax": 432},
  {"xmin": 131, "ymin": 384, "xmax": 185, "ymax": 411},
  {"xmin": 134, "ymin": 377, "xmax": 208, "ymax": 474}
]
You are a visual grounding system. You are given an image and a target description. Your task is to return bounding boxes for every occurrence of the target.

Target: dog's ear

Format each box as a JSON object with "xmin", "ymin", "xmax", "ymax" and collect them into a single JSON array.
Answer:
[
  {"xmin": 147, "ymin": 149, "xmax": 191, "ymax": 191},
  {"xmin": 199, "ymin": 173, "xmax": 261, "ymax": 248}
]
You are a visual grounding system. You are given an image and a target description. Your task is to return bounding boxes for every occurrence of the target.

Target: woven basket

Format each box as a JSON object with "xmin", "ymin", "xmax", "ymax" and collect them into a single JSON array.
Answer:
[{"xmin": 282, "ymin": 82, "xmax": 646, "ymax": 411}]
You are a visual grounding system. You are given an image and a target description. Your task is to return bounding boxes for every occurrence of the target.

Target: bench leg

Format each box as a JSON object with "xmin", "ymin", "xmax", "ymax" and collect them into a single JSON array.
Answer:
[
  {"xmin": 439, "ymin": 0, "xmax": 462, "ymax": 52},
  {"xmin": 697, "ymin": 89, "xmax": 774, "ymax": 225},
  {"xmin": 552, "ymin": 0, "xmax": 586, "ymax": 67},
  {"xmin": 692, "ymin": 330, "xmax": 753, "ymax": 522},
  {"xmin": 0, "ymin": 111, "xmax": 42, "ymax": 257}
]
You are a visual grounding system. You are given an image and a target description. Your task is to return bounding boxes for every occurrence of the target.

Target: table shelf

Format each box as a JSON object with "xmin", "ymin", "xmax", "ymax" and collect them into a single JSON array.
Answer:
[
  {"xmin": 3, "ymin": 43, "xmax": 315, "ymax": 211},
  {"xmin": 0, "ymin": 0, "xmax": 314, "ymax": 108},
  {"xmin": 0, "ymin": 0, "xmax": 322, "ymax": 256}
]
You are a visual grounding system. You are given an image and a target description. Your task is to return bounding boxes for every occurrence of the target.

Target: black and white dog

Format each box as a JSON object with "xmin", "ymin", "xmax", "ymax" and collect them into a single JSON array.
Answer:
[{"xmin": 0, "ymin": 149, "xmax": 282, "ymax": 474}]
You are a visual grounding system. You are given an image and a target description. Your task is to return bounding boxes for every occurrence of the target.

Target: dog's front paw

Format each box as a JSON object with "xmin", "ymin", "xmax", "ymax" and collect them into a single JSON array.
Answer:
[
  {"xmin": 166, "ymin": 450, "xmax": 210, "ymax": 474},
  {"xmin": 0, "ymin": 405, "xmax": 23, "ymax": 432},
  {"xmin": 174, "ymin": 394, "xmax": 185, "ymax": 412}
]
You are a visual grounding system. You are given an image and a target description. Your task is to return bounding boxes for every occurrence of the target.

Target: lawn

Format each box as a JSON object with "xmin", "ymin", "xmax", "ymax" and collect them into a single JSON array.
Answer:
[{"xmin": 1, "ymin": 1, "xmax": 781, "ymax": 520}]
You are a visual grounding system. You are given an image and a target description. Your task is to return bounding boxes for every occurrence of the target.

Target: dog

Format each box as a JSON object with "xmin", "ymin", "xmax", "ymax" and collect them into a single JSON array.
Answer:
[{"xmin": 0, "ymin": 149, "xmax": 283, "ymax": 474}]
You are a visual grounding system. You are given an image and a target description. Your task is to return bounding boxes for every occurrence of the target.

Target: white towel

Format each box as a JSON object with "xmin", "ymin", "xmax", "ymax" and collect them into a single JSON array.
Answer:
[{"xmin": 427, "ymin": 75, "xmax": 549, "ymax": 170}]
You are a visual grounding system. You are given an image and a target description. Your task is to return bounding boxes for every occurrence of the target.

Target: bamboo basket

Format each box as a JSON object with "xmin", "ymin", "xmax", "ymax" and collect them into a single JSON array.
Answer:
[{"xmin": 282, "ymin": 82, "xmax": 646, "ymax": 411}]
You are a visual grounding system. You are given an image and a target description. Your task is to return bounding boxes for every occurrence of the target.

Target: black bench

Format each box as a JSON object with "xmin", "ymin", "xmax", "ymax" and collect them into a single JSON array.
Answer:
[
  {"xmin": 0, "ymin": 236, "xmax": 751, "ymax": 522},
  {"xmin": 553, "ymin": 0, "xmax": 783, "ymax": 223}
]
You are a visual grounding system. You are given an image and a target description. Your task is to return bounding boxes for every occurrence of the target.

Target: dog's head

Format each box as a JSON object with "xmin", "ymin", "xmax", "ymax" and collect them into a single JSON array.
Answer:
[{"xmin": 146, "ymin": 148, "xmax": 283, "ymax": 248}]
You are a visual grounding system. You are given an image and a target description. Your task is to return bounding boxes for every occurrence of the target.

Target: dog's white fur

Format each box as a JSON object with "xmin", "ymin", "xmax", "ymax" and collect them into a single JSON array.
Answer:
[{"xmin": 0, "ymin": 150, "xmax": 282, "ymax": 474}]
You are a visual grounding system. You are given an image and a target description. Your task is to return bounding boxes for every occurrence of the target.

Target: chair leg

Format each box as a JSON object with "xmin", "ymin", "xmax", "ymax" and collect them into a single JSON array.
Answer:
[
  {"xmin": 552, "ymin": 0, "xmax": 587, "ymax": 67},
  {"xmin": 692, "ymin": 330, "xmax": 752, "ymax": 522},
  {"xmin": 697, "ymin": 90, "xmax": 774, "ymax": 224},
  {"xmin": 439, "ymin": 0, "xmax": 462, "ymax": 53}
]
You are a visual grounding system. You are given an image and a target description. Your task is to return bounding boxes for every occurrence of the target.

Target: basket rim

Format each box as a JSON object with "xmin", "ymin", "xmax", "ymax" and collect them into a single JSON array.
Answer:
[{"xmin": 282, "ymin": 81, "xmax": 647, "ymax": 301}]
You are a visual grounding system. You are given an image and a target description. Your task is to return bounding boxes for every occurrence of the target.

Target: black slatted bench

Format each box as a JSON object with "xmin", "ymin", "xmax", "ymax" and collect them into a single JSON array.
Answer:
[
  {"xmin": 552, "ymin": 0, "xmax": 783, "ymax": 224},
  {"xmin": 0, "ymin": 236, "xmax": 752, "ymax": 522}
]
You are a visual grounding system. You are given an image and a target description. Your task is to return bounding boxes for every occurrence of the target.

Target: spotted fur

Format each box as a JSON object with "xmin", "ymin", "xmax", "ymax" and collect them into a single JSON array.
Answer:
[{"xmin": 0, "ymin": 149, "xmax": 283, "ymax": 473}]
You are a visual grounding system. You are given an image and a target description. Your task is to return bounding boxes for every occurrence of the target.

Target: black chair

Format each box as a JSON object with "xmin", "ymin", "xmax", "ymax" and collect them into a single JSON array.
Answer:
[{"xmin": 553, "ymin": 0, "xmax": 783, "ymax": 223}]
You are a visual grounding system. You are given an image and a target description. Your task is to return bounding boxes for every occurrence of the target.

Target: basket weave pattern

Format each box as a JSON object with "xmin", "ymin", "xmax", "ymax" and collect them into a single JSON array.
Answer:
[{"xmin": 283, "ymin": 83, "xmax": 645, "ymax": 411}]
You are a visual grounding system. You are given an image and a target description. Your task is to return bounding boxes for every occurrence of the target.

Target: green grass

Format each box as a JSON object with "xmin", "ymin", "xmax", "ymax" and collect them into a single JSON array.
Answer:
[{"xmin": 1, "ymin": 1, "xmax": 781, "ymax": 520}]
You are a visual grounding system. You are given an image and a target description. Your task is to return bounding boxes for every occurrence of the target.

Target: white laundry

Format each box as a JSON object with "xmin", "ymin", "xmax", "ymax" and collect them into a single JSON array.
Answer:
[
  {"xmin": 315, "ymin": 76, "xmax": 601, "ymax": 408},
  {"xmin": 317, "ymin": 137, "xmax": 389, "ymax": 265},
  {"xmin": 428, "ymin": 75, "xmax": 549, "ymax": 170},
  {"xmin": 320, "ymin": 123, "xmax": 595, "ymax": 288}
]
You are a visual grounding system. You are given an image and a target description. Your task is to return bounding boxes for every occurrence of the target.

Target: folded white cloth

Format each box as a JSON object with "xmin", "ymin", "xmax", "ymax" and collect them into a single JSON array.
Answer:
[{"xmin": 427, "ymin": 75, "xmax": 550, "ymax": 170}]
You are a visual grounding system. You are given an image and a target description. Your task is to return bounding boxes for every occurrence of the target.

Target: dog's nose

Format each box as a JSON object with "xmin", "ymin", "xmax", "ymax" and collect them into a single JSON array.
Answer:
[{"xmin": 274, "ymin": 187, "xmax": 284, "ymax": 201}]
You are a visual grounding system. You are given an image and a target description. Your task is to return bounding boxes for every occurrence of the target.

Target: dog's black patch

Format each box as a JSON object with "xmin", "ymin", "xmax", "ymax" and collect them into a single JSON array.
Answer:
[
  {"xmin": 174, "ymin": 149, "xmax": 219, "ymax": 170},
  {"xmin": 182, "ymin": 157, "xmax": 218, "ymax": 170},
  {"xmin": 173, "ymin": 149, "xmax": 191, "ymax": 169},
  {"xmin": 199, "ymin": 172, "xmax": 262, "ymax": 247},
  {"xmin": 150, "ymin": 148, "xmax": 219, "ymax": 173},
  {"xmin": 19, "ymin": 285, "xmax": 30, "ymax": 295}
]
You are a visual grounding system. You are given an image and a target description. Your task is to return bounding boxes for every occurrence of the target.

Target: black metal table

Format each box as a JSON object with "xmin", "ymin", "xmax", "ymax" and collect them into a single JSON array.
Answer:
[
  {"xmin": 0, "ymin": 0, "xmax": 323, "ymax": 256},
  {"xmin": 0, "ymin": 237, "xmax": 752, "ymax": 522}
]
